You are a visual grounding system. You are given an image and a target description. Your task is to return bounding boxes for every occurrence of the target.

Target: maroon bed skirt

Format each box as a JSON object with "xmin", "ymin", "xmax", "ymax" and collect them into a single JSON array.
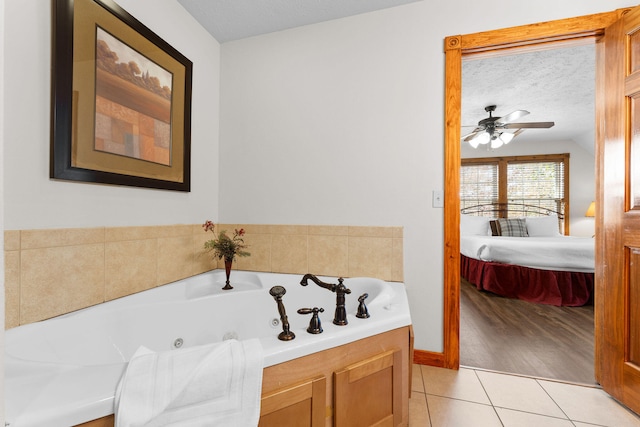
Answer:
[{"xmin": 460, "ymin": 255, "xmax": 594, "ymax": 306}]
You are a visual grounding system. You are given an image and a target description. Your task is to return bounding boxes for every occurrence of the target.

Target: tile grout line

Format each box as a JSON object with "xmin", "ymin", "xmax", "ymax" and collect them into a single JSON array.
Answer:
[
  {"xmin": 472, "ymin": 368, "xmax": 505, "ymax": 427},
  {"xmin": 417, "ymin": 367, "xmax": 434, "ymax": 427},
  {"xmin": 534, "ymin": 378, "xmax": 582, "ymax": 425}
]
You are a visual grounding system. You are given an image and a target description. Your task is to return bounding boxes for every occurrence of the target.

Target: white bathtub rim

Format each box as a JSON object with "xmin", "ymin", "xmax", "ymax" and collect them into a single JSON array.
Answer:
[{"xmin": 5, "ymin": 271, "xmax": 411, "ymax": 427}]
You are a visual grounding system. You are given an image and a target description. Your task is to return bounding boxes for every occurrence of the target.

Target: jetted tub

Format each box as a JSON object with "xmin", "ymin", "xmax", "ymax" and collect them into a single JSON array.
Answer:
[{"xmin": 5, "ymin": 271, "xmax": 412, "ymax": 426}]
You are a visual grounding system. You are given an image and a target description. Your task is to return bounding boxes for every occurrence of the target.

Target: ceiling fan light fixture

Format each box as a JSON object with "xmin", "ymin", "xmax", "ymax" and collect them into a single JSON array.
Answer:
[
  {"xmin": 499, "ymin": 132, "xmax": 514, "ymax": 144},
  {"xmin": 490, "ymin": 137, "xmax": 504, "ymax": 149},
  {"xmin": 470, "ymin": 132, "xmax": 490, "ymax": 146}
]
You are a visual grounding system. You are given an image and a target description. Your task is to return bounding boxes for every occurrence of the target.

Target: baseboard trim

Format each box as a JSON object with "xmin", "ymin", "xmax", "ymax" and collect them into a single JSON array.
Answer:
[{"xmin": 413, "ymin": 349, "xmax": 446, "ymax": 367}]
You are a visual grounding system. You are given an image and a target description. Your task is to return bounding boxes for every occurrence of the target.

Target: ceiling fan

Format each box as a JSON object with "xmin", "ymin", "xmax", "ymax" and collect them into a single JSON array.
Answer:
[{"xmin": 462, "ymin": 105, "xmax": 555, "ymax": 149}]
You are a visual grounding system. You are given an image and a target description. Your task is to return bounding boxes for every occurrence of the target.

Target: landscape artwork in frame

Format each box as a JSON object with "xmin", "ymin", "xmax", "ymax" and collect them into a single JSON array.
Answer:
[{"xmin": 51, "ymin": 0, "xmax": 193, "ymax": 191}]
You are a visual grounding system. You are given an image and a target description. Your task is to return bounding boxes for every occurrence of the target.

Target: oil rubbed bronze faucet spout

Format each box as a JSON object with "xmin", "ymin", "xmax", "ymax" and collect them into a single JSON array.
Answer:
[
  {"xmin": 300, "ymin": 274, "xmax": 351, "ymax": 325},
  {"xmin": 300, "ymin": 273, "xmax": 334, "ymax": 291}
]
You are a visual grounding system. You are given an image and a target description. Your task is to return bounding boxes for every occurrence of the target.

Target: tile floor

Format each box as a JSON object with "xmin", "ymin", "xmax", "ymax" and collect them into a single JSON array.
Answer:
[{"xmin": 409, "ymin": 364, "xmax": 640, "ymax": 426}]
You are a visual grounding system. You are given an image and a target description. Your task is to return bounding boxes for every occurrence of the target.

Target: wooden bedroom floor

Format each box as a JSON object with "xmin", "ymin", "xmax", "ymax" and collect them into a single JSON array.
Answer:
[{"xmin": 460, "ymin": 278, "xmax": 596, "ymax": 385}]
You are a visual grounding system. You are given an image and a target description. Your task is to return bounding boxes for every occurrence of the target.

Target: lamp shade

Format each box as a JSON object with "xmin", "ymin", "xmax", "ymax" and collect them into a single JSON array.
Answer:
[
  {"xmin": 585, "ymin": 201, "xmax": 595, "ymax": 217},
  {"xmin": 500, "ymin": 132, "xmax": 514, "ymax": 144},
  {"xmin": 470, "ymin": 132, "xmax": 490, "ymax": 147}
]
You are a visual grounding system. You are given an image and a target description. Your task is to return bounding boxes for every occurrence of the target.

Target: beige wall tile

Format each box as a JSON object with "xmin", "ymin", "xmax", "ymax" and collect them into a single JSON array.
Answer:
[
  {"xmin": 7, "ymin": 222, "xmax": 404, "ymax": 327},
  {"xmin": 271, "ymin": 234, "xmax": 308, "ymax": 274},
  {"xmin": 348, "ymin": 226, "xmax": 394, "ymax": 238},
  {"xmin": 192, "ymin": 223, "xmax": 205, "ymax": 235},
  {"xmin": 270, "ymin": 225, "xmax": 309, "ymax": 235},
  {"xmin": 5, "ymin": 251, "xmax": 20, "ymax": 329},
  {"xmin": 158, "ymin": 224, "xmax": 193, "ymax": 238},
  {"xmin": 21, "ymin": 228, "xmax": 105, "ymax": 249},
  {"xmin": 157, "ymin": 236, "xmax": 195, "ymax": 285},
  {"xmin": 308, "ymin": 225, "xmax": 349, "ymax": 236},
  {"xmin": 105, "ymin": 225, "xmax": 160, "ymax": 242},
  {"xmin": 4, "ymin": 230, "xmax": 20, "ymax": 251},
  {"xmin": 308, "ymin": 235, "xmax": 349, "ymax": 277},
  {"xmin": 105, "ymin": 239, "xmax": 158, "ymax": 301},
  {"xmin": 240, "ymin": 224, "xmax": 272, "ymax": 235},
  {"xmin": 348, "ymin": 236, "xmax": 393, "ymax": 280},
  {"xmin": 236, "ymin": 234, "xmax": 272, "ymax": 272},
  {"xmin": 194, "ymin": 234, "xmax": 218, "ymax": 275},
  {"xmin": 20, "ymin": 244, "xmax": 105, "ymax": 324},
  {"xmin": 392, "ymin": 237, "xmax": 404, "ymax": 282}
]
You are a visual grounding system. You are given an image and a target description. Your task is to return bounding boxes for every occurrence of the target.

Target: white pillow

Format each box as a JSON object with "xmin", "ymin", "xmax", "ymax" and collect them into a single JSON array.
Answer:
[
  {"xmin": 525, "ymin": 214, "xmax": 561, "ymax": 237},
  {"xmin": 460, "ymin": 214, "xmax": 492, "ymax": 236}
]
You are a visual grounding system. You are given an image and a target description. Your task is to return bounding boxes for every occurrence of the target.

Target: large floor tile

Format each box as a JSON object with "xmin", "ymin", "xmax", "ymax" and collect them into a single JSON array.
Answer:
[
  {"xmin": 409, "ymin": 392, "xmax": 430, "ymax": 426},
  {"xmin": 475, "ymin": 370, "xmax": 566, "ymax": 418},
  {"xmin": 412, "ymin": 363, "xmax": 425, "ymax": 393},
  {"xmin": 421, "ymin": 365, "xmax": 491, "ymax": 404},
  {"xmin": 539, "ymin": 380, "xmax": 640, "ymax": 427},
  {"xmin": 426, "ymin": 395, "xmax": 502, "ymax": 427},
  {"xmin": 495, "ymin": 407, "xmax": 574, "ymax": 427}
]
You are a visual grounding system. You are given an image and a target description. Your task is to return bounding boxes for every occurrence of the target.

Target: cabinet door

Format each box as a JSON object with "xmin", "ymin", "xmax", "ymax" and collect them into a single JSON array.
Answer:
[
  {"xmin": 258, "ymin": 376, "xmax": 326, "ymax": 427},
  {"xmin": 334, "ymin": 349, "xmax": 402, "ymax": 427}
]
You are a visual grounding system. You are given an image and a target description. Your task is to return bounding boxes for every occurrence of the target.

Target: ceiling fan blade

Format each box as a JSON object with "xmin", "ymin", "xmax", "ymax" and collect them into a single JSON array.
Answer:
[
  {"xmin": 462, "ymin": 130, "xmax": 482, "ymax": 142},
  {"xmin": 461, "ymin": 127, "xmax": 482, "ymax": 140},
  {"xmin": 495, "ymin": 110, "xmax": 529, "ymax": 125},
  {"xmin": 502, "ymin": 121, "xmax": 554, "ymax": 129}
]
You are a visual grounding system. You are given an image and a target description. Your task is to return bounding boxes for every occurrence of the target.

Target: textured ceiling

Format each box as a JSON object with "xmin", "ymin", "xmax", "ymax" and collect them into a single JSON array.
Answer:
[
  {"xmin": 177, "ymin": 0, "xmax": 421, "ymax": 43},
  {"xmin": 462, "ymin": 43, "xmax": 596, "ymax": 152}
]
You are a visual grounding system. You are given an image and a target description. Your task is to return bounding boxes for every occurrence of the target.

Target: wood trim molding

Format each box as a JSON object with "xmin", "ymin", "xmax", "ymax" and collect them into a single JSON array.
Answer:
[
  {"xmin": 413, "ymin": 349, "xmax": 445, "ymax": 367},
  {"xmin": 441, "ymin": 9, "xmax": 626, "ymax": 372}
]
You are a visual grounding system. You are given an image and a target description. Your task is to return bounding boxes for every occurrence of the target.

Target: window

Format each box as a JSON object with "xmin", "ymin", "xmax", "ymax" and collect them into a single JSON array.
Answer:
[{"xmin": 461, "ymin": 154, "xmax": 569, "ymax": 231}]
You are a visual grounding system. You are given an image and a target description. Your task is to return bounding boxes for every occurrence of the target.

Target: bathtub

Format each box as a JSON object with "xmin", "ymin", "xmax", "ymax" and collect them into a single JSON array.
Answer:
[{"xmin": 5, "ymin": 271, "xmax": 412, "ymax": 427}]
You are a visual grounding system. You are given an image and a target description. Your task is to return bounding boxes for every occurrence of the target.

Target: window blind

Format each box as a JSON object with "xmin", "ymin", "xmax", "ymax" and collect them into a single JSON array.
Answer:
[
  {"xmin": 507, "ymin": 161, "xmax": 565, "ymax": 216},
  {"xmin": 460, "ymin": 163, "xmax": 498, "ymax": 215}
]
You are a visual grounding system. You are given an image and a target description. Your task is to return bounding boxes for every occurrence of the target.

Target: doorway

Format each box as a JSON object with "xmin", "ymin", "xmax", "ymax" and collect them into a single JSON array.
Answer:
[
  {"xmin": 441, "ymin": 10, "xmax": 623, "ymax": 370},
  {"xmin": 458, "ymin": 43, "xmax": 597, "ymax": 384}
]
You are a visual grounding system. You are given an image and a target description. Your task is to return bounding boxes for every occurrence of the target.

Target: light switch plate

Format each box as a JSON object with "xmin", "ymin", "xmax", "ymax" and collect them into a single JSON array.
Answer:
[{"xmin": 432, "ymin": 190, "xmax": 444, "ymax": 208}]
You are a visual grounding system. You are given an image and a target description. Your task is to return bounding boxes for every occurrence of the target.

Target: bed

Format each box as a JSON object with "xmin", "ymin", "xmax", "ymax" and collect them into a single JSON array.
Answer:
[{"xmin": 460, "ymin": 203, "xmax": 595, "ymax": 306}]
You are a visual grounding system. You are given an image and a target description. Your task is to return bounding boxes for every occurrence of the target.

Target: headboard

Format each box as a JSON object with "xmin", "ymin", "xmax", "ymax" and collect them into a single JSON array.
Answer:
[{"xmin": 460, "ymin": 202, "xmax": 565, "ymax": 220}]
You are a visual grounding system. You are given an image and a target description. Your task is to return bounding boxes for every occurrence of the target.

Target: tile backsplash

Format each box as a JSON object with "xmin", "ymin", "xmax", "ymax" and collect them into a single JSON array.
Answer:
[{"xmin": 4, "ymin": 223, "xmax": 403, "ymax": 329}]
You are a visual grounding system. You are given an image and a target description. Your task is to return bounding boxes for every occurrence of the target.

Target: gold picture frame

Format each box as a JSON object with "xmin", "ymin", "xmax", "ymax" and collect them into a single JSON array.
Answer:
[{"xmin": 51, "ymin": 0, "xmax": 192, "ymax": 191}]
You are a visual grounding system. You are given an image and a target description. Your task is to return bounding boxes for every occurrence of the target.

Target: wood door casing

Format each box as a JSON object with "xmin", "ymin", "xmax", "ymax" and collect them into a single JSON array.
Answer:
[{"xmin": 441, "ymin": 9, "xmax": 628, "ymax": 371}]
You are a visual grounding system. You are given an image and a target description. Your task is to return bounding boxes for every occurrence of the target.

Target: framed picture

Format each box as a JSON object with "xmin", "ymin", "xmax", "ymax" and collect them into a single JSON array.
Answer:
[{"xmin": 51, "ymin": 0, "xmax": 192, "ymax": 191}]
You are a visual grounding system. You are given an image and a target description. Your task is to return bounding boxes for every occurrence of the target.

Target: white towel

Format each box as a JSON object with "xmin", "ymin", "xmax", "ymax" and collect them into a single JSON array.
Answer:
[{"xmin": 114, "ymin": 339, "xmax": 263, "ymax": 427}]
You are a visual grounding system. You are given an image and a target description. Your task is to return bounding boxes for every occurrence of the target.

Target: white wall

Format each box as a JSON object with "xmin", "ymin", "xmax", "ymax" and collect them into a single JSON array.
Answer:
[
  {"xmin": 462, "ymin": 140, "xmax": 596, "ymax": 237},
  {"xmin": 219, "ymin": 0, "xmax": 635, "ymax": 352},
  {"xmin": 3, "ymin": 0, "xmax": 221, "ymax": 230},
  {"xmin": 4, "ymin": 0, "xmax": 634, "ymax": 355},
  {"xmin": 1, "ymin": 0, "xmax": 5, "ymax": 422}
]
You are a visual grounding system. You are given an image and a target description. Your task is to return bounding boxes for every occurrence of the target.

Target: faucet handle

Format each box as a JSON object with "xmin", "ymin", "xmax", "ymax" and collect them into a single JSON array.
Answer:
[
  {"xmin": 356, "ymin": 293, "xmax": 370, "ymax": 318},
  {"xmin": 337, "ymin": 278, "xmax": 351, "ymax": 294},
  {"xmin": 297, "ymin": 307, "xmax": 324, "ymax": 334}
]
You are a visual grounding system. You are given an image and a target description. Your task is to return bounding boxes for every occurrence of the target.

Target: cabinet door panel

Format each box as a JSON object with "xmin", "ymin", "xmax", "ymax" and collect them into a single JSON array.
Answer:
[
  {"xmin": 259, "ymin": 376, "xmax": 326, "ymax": 427},
  {"xmin": 334, "ymin": 349, "xmax": 402, "ymax": 427}
]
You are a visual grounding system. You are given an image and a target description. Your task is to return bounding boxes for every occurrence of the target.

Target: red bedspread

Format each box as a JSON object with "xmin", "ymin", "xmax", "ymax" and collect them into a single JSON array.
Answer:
[{"xmin": 461, "ymin": 255, "xmax": 594, "ymax": 306}]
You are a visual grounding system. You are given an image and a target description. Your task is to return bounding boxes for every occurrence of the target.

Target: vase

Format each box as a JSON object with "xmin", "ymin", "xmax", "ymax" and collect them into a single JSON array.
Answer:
[{"xmin": 223, "ymin": 258, "xmax": 233, "ymax": 290}]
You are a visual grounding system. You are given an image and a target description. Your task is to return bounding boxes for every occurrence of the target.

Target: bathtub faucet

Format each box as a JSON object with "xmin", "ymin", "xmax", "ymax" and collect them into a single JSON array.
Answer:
[{"xmin": 300, "ymin": 274, "xmax": 351, "ymax": 325}]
